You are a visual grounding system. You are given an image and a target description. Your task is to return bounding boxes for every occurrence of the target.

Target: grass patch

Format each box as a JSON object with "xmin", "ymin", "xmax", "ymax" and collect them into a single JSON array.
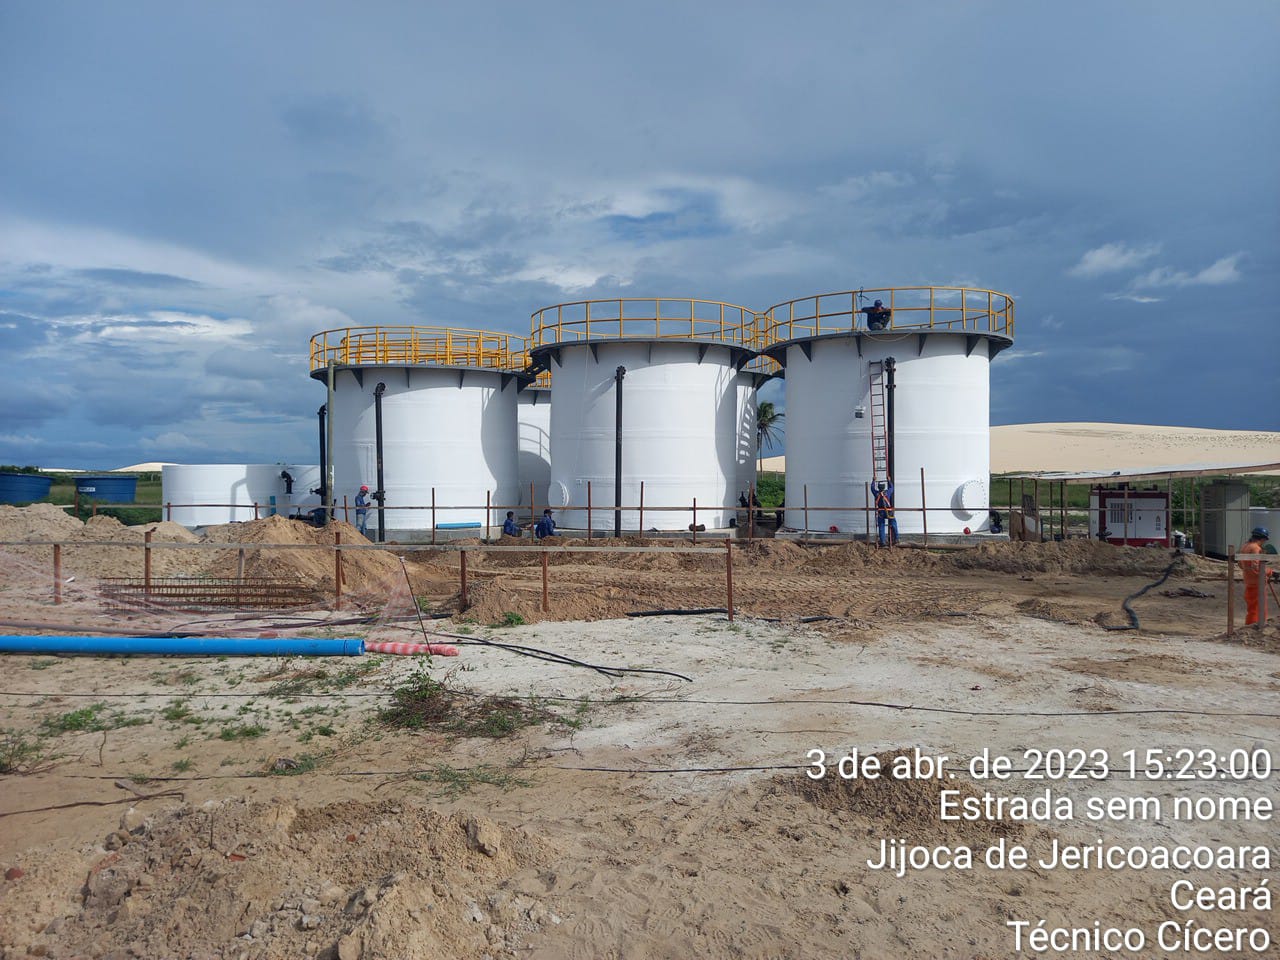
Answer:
[
  {"xmin": 39, "ymin": 704, "xmax": 141, "ymax": 735},
  {"xmin": 218, "ymin": 723, "xmax": 266, "ymax": 741},
  {"xmin": 267, "ymin": 753, "xmax": 324, "ymax": 776},
  {"xmin": 28, "ymin": 658, "xmax": 59, "ymax": 670},
  {"xmin": 413, "ymin": 762, "xmax": 530, "ymax": 797},
  {"xmin": 172, "ymin": 757, "xmax": 194, "ymax": 773},
  {"xmin": 493, "ymin": 611, "xmax": 527, "ymax": 627},
  {"xmin": 377, "ymin": 669, "xmax": 553, "ymax": 738}
]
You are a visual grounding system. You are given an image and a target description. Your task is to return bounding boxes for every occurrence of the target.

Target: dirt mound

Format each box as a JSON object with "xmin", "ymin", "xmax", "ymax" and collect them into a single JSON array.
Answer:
[
  {"xmin": 0, "ymin": 502, "xmax": 82, "ymax": 541},
  {"xmin": 784, "ymin": 750, "xmax": 1023, "ymax": 849},
  {"xmin": 1017, "ymin": 598, "xmax": 1088, "ymax": 624},
  {"xmin": 2, "ymin": 799, "xmax": 558, "ymax": 960},
  {"xmin": 198, "ymin": 516, "xmax": 405, "ymax": 595},
  {"xmin": 1211, "ymin": 620, "xmax": 1280, "ymax": 655},
  {"xmin": 950, "ymin": 539, "xmax": 1199, "ymax": 577}
]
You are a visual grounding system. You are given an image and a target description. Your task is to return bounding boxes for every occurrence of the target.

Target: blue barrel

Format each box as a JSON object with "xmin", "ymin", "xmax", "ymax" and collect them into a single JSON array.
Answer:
[
  {"xmin": 0, "ymin": 472, "xmax": 53, "ymax": 504},
  {"xmin": 75, "ymin": 475, "xmax": 138, "ymax": 503}
]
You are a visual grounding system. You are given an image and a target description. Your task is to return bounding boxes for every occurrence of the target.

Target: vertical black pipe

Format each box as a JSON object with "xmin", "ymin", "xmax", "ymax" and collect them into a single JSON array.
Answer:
[
  {"xmin": 884, "ymin": 356, "xmax": 896, "ymax": 486},
  {"xmin": 614, "ymin": 366, "xmax": 626, "ymax": 537},
  {"xmin": 373, "ymin": 382, "xmax": 387, "ymax": 543},
  {"xmin": 317, "ymin": 404, "xmax": 329, "ymax": 507}
]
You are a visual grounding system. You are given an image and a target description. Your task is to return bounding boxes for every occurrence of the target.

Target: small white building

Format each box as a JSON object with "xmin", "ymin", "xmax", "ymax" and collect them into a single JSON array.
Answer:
[{"xmin": 1088, "ymin": 486, "xmax": 1170, "ymax": 546}]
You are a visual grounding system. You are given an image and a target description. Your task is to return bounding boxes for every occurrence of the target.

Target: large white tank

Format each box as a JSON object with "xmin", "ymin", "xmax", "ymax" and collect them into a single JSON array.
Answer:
[
  {"xmin": 767, "ymin": 287, "xmax": 1014, "ymax": 536},
  {"xmin": 734, "ymin": 372, "xmax": 764, "ymax": 501},
  {"xmin": 529, "ymin": 298, "xmax": 758, "ymax": 532},
  {"xmin": 535, "ymin": 339, "xmax": 749, "ymax": 531},
  {"xmin": 517, "ymin": 386, "xmax": 551, "ymax": 507},
  {"xmin": 324, "ymin": 367, "xmax": 520, "ymax": 534},
  {"xmin": 162, "ymin": 464, "xmax": 319, "ymax": 527}
]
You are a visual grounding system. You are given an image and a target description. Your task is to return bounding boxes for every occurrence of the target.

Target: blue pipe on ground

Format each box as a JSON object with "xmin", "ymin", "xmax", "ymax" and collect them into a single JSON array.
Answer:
[{"xmin": 0, "ymin": 636, "xmax": 365, "ymax": 656}]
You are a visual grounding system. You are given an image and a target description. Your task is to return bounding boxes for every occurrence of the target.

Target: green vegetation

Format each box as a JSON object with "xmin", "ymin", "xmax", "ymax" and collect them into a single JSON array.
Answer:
[
  {"xmin": 0, "ymin": 728, "xmax": 59, "ymax": 774},
  {"xmin": 413, "ymin": 762, "xmax": 530, "ymax": 797},
  {"xmin": 218, "ymin": 723, "xmax": 267, "ymax": 741},
  {"xmin": 378, "ymin": 668, "xmax": 554, "ymax": 738},
  {"xmin": 40, "ymin": 703, "xmax": 143, "ymax": 734},
  {"xmin": 755, "ymin": 472, "xmax": 784, "ymax": 509},
  {"xmin": 172, "ymin": 757, "xmax": 194, "ymax": 773},
  {"xmin": 267, "ymin": 753, "xmax": 324, "ymax": 776},
  {"xmin": 494, "ymin": 611, "xmax": 526, "ymax": 627}
]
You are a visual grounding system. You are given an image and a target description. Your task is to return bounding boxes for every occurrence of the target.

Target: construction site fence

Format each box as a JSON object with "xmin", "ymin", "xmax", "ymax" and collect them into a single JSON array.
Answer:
[
  {"xmin": 4, "ymin": 536, "xmax": 744, "ymax": 621},
  {"xmin": 5, "ymin": 537, "xmax": 1268, "ymax": 632}
]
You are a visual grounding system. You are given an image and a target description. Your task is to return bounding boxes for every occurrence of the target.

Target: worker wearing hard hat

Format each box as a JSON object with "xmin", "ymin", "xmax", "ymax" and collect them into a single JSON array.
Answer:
[
  {"xmin": 355, "ymin": 484, "xmax": 371, "ymax": 537},
  {"xmin": 1240, "ymin": 527, "xmax": 1274, "ymax": 625}
]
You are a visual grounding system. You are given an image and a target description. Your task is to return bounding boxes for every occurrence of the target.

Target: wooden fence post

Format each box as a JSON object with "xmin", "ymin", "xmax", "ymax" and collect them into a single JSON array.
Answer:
[
  {"xmin": 725, "ymin": 538, "xmax": 734, "ymax": 622},
  {"xmin": 692, "ymin": 498, "xmax": 697, "ymax": 545},
  {"xmin": 587, "ymin": 481, "xmax": 593, "ymax": 541},
  {"xmin": 920, "ymin": 467, "xmax": 928, "ymax": 545},
  {"xmin": 748, "ymin": 481, "xmax": 755, "ymax": 541},
  {"xmin": 431, "ymin": 488, "xmax": 437, "ymax": 545},
  {"xmin": 1226, "ymin": 544, "xmax": 1235, "ymax": 636},
  {"xmin": 460, "ymin": 549, "xmax": 469, "ymax": 609},
  {"xmin": 144, "ymin": 530, "xmax": 153, "ymax": 597},
  {"xmin": 53, "ymin": 544, "xmax": 62, "ymax": 605},
  {"xmin": 334, "ymin": 529, "xmax": 343, "ymax": 609},
  {"xmin": 803, "ymin": 484, "xmax": 809, "ymax": 541},
  {"xmin": 638, "ymin": 481, "xmax": 645, "ymax": 539},
  {"xmin": 541, "ymin": 551, "xmax": 549, "ymax": 613}
]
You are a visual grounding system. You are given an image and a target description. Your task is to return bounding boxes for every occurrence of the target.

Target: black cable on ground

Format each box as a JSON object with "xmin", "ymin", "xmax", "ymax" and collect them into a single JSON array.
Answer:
[
  {"xmin": 626, "ymin": 608, "xmax": 727, "ymax": 618},
  {"xmin": 428, "ymin": 631, "xmax": 694, "ymax": 683},
  {"xmin": 1105, "ymin": 552, "xmax": 1183, "ymax": 631}
]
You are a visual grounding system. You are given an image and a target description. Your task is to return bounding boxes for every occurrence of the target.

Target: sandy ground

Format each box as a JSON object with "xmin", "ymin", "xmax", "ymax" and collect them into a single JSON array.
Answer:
[
  {"xmin": 1, "ymin": 510, "xmax": 1278, "ymax": 958},
  {"xmin": 757, "ymin": 422, "xmax": 1280, "ymax": 475}
]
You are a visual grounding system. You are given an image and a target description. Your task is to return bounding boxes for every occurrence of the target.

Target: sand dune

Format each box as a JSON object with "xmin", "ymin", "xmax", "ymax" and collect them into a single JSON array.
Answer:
[{"xmin": 759, "ymin": 423, "xmax": 1280, "ymax": 475}]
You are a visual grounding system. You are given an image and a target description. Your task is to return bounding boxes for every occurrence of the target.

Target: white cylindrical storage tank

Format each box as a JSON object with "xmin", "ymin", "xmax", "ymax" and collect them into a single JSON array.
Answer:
[
  {"xmin": 767, "ymin": 286, "xmax": 1014, "ymax": 537},
  {"xmin": 535, "ymin": 339, "xmax": 749, "ymax": 531},
  {"xmin": 517, "ymin": 386, "xmax": 552, "ymax": 507},
  {"xmin": 162, "ymin": 464, "xmax": 319, "ymax": 527},
  {"xmin": 324, "ymin": 366, "xmax": 519, "ymax": 534}
]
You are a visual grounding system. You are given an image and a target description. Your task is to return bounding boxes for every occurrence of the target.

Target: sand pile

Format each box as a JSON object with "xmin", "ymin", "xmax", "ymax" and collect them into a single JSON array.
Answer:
[
  {"xmin": 1213, "ymin": 619, "xmax": 1280, "ymax": 655},
  {"xmin": 199, "ymin": 516, "xmax": 405, "ymax": 595},
  {"xmin": 1, "ymin": 799, "xmax": 558, "ymax": 960},
  {"xmin": 0, "ymin": 502, "xmax": 82, "ymax": 541},
  {"xmin": 784, "ymin": 750, "xmax": 1024, "ymax": 849},
  {"xmin": 949, "ymin": 539, "xmax": 1199, "ymax": 577}
]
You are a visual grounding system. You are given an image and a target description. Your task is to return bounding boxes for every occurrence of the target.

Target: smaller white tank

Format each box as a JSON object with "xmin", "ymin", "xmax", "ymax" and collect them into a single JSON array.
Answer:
[{"xmin": 162, "ymin": 464, "xmax": 319, "ymax": 527}]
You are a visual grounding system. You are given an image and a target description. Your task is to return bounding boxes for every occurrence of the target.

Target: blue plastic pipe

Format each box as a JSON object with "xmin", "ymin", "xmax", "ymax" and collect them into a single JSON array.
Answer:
[{"xmin": 0, "ymin": 636, "xmax": 365, "ymax": 657}]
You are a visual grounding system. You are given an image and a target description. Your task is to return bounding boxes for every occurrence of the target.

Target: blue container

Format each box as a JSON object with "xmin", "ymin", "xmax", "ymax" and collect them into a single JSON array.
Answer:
[
  {"xmin": 75, "ymin": 475, "xmax": 138, "ymax": 503},
  {"xmin": 0, "ymin": 472, "xmax": 53, "ymax": 504}
]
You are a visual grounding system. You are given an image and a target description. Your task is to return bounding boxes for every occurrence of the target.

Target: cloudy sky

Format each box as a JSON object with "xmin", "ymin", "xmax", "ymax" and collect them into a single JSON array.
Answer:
[{"xmin": 2, "ymin": 1, "xmax": 1276, "ymax": 468}]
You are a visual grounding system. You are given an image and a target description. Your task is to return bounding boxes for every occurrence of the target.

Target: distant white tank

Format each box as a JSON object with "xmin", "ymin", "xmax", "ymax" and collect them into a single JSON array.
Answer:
[
  {"xmin": 517, "ymin": 386, "xmax": 551, "ymax": 507},
  {"xmin": 311, "ymin": 327, "xmax": 524, "ymax": 536},
  {"xmin": 765, "ymin": 287, "xmax": 1014, "ymax": 536},
  {"xmin": 529, "ymin": 299, "xmax": 757, "ymax": 531},
  {"xmin": 162, "ymin": 464, "xmax": 319, "ymax": 527}
]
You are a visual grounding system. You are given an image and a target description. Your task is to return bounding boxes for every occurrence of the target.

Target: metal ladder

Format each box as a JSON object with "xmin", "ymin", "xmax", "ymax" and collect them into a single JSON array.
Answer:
[{"xmin": 868, "ymin": 361, "xmax": 888, "ymax": 483}]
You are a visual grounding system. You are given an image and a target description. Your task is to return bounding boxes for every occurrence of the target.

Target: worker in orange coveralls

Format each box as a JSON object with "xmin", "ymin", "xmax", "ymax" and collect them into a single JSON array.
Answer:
[{"xmin": 1240, "ymin": 527, "xmax": 1274, "ymax": 625}]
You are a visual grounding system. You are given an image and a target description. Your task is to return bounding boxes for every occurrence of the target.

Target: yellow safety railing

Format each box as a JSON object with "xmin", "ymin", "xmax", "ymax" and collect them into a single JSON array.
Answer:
[
  {"xmin": 309, "ymin": 326, "xmax": 530, "ymax": 373},
  {"xmin": 530, "ymin": 298, "xmax": 761, "ymax": 349},
  {"xmin": 763, "ymin": 286, "xmax": 1015, "ymax": 342}
]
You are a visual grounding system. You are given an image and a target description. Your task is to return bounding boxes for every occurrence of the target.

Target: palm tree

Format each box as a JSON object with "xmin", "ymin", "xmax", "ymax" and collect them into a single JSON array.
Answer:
[{"xmin": 756, "ymin": 401, "xmax": 784, "ymax": 471}]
